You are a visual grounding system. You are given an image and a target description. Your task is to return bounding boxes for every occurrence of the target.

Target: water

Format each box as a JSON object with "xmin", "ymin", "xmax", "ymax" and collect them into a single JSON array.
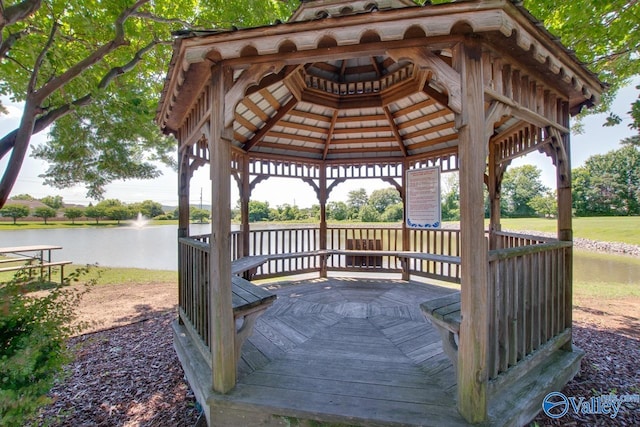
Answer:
[{"xmin": 1, "ymin": 225, "xmax": 639, "ymax": 286}]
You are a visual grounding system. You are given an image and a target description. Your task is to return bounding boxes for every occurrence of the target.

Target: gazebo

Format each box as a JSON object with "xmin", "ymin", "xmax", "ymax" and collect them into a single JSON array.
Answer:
[{"xmin": 156, "ymin": 1, "xmax": 604, "ymax": 425}]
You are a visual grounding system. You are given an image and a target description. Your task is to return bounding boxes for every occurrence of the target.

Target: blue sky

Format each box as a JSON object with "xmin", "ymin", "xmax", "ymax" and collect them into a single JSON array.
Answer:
[{"xmin": 1, "ymin": 76, "xmax": 638, "ymax": 208}]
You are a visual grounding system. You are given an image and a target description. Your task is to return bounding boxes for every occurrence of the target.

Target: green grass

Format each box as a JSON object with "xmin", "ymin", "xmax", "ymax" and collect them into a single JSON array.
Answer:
[
  {"xmin": 0, "ymin": 219, "xmax": 178, "ymax": 230},
  {"xmin": 499, "ymin": 216, "xmax": 640, "ymax": 246},
  {"xmin": 0, "ymin": 265, "xmax": 177, "ymax": 286}
]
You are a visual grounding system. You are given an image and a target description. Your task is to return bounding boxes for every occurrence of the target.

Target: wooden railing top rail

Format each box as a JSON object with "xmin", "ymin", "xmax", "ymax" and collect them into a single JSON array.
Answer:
[
  {"xmin": 179, "ymin": 236, "xmax": 209, "ymax": 251},
  {"xmin": 488, "ymin": 241, "xmax": 572, "ymax": 261},
  {"xmin": 493, "ymin": 230, "xmax": 556, "ymax": 243}
]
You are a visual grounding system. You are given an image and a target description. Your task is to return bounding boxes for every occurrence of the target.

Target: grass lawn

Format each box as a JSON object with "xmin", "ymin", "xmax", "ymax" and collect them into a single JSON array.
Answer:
[
  {"xmin": 499, "ymin": 216, "xmax": 640, "ymax": 246},
  {"xmin": 0, "ymin": 219, "xmax": 178, "ymax": 230},
  {"xmin": 0, "ymin": 265, "xmax": 177, "ymax": 285}
]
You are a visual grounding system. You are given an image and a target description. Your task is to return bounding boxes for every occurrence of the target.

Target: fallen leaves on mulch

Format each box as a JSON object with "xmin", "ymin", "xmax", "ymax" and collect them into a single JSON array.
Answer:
[
  {"xmin": 28, "ymin": 313, "xmax": 199, "ymax": 427},
  {"xmin": 29, "ymin": 313, "xmax": 638, "ymax": 426},
  {"xmin": 532, "ymin": 323, "xmax": 640, "ymax": 426}
]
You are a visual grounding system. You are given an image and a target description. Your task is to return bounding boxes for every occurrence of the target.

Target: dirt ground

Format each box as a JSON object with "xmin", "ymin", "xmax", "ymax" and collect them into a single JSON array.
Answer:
[{"xmin": 73, "ymin": 281, "xmax": 179, "ymax": 334}]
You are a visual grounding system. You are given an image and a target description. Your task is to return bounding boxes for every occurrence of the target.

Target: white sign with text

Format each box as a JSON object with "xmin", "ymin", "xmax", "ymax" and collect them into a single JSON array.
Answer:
[{"xmin": 406, "ymin": 166, "xmax": 441, "ymax": 229}]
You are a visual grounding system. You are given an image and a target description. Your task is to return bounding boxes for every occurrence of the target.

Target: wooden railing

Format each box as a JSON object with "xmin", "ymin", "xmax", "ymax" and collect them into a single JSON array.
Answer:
[
  {"xmin": 178, "ymin": 226, "xmax": 570, "ymax": 374},
  {"xmin": 487, "ymin": 240, "xmax": 571, "ymax": 381},
  {"xmin": 178, "ymin": 236, "xmax": 211, "ymax": 366}
]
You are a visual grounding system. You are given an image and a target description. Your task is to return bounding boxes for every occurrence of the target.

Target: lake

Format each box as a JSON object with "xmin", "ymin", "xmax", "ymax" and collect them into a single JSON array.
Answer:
[{"xmin": 1, "ymin": 224, "xmax": 639, "ymax": 285}]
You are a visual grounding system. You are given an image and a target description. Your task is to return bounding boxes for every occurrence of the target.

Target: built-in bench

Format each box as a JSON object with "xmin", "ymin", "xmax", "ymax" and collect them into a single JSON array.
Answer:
[
  {"xmin": 420, "ymin": 291, "xmax": 461, "ymax": 372},
  {"xmin": 231, "ymin": 275, "xmax": 276, "ymax": 360},
  {"xmin": 0, "ymin": 260, "xmax": 72, "ymax": 284},
  {"xmin": 231, "ymin": 250, "xmax": 332, "ymax": 279}
]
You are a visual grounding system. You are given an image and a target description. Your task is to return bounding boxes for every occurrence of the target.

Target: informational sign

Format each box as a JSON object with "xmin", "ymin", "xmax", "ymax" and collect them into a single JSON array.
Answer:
[{"xmin": 406, "ymin": 166, "xmax": 441, "ymax": 229}]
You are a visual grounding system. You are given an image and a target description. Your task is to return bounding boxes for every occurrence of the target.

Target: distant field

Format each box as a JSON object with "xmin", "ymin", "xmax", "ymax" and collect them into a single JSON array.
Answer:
[
  {"xmin": 499, "ymin": 216, "xmax": 640, "ymax": 246},
  {"xmin": 0, "ymin": 219, "xmax": 178, "ymax": 230}
]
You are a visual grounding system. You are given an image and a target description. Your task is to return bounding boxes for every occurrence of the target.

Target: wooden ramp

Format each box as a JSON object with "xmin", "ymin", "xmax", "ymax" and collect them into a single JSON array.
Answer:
[{"xmin": 210, "ymin": 277, "xmax": 470, "ymax": 427}]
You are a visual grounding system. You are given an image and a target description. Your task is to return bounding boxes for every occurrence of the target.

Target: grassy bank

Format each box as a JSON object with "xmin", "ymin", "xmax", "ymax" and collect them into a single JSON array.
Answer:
[
  {"xmin": 0, "ymin": 219, "xmax": 178, "ymax": 230},
  {"xmin": 0, "ymin": 265, "xmax": 177, "ymax": 285},
  {"xmin": 499, "ymin": 216, "xmax": 640, "ymax": 246}
]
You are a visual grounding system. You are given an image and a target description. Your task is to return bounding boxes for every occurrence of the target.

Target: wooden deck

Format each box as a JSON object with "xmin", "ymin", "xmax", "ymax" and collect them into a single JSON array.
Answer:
[{"xmin": 209, "ymin": 277, "xmax": 470, "ymax": 426}]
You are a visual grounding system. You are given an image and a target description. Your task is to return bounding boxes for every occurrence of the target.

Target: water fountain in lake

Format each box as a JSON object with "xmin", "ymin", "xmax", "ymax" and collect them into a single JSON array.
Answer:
[{"xmin": 131, "ymin": 212, "xmax": 149, "ymax": 228}]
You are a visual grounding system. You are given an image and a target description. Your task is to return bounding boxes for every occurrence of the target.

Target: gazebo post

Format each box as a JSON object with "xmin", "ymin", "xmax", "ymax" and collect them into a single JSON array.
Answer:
[
  {"xmin": 241, "ymin": 154, "xmax": 251, "ymax": 258},
  {"xmin": 177, "ymin": 141, "xmax": 190, "ymax": 240},
  {"xmin": 209, "ymin": 64, "xmax": 236, "ymax": 393},
  {"xmin": 401, "ymin": 160, "xmax": 410, "ymax": 280},
  {"xmin": 488, "ymin": 139, "xmax": 502, "ymax": 250},
  {"xmin": 319, "ymin": 166, "xmax": 328, "ymax": 277},
  {"xmin": 555, "ymin": 115, "xmax": 573, "ymax": 349},
  {"xmin": 455, "ymin": 40, "xmax": 489, "ymax": 423}
]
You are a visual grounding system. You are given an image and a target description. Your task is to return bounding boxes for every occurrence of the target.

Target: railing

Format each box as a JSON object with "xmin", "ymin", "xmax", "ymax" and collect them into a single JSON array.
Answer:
[
  {"xmin": 178, "ymin": 226, "xmax": 572, "ymax": 384},
  {"xmin": 487, "ymin": 240, "xmax": 571, "ymax": 381},
  {"xmin": 178, "ymin": 236, "xmax": 211, "ymax": 367},
  {"xmin": 248, "ymin": 226, "xmax": 321, "ymax": 279}
]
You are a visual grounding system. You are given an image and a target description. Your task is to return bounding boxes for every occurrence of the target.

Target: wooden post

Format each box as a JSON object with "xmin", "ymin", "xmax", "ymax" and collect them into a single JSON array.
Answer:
[
  {"xmin": 209, "ymin": 64, "xmax": 236, "ymax": 393},
  {"xmin": 454, "ymin": 41, "xmax": 489, "ymax": 423},
  {"xmin": 319, "ymin": 166, "xmax": 328, "ymax": 277},
  {"xmin": 177, "ymin": 135, "xmax": 190, "ymax": 326},
  {"xmin": 241, "ymin": 154, "xmax": 251, "ymax": 258},
  {"xmin": 555, "ymin": 110, "xmax": 573, "ymax": 348},
  {"xmin": 401, "ymin": 160, "xmax": 410, "ymax": 280},
  {"xmin": 178, "ymin": 136, "xmax": 190, "ymax": 240},
  {"xmin": 488, "ymin": 141, "xmax": 501, "ymax": 250}
]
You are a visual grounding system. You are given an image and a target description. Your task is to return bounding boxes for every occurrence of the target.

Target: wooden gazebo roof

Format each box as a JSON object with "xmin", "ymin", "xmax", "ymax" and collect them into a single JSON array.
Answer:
[{"xmin": 157, "ymin": 0, "xmax": 604, "ymax": 166}]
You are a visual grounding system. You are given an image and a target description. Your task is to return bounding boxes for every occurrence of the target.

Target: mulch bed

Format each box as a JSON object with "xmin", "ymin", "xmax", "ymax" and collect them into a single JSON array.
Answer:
[{"xmin": 30, "ymin": 314, "xmax": 638, "ymax": 426}]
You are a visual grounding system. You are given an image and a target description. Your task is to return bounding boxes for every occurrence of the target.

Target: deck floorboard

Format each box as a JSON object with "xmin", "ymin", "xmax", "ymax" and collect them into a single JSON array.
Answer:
[{"xmin": 222, "ymin": 277, "xmax": 470, "ymax": 426}]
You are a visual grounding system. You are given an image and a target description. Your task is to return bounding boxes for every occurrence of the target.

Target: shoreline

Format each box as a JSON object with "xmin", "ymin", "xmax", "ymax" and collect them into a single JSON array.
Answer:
[{"xmin": 507, "ymin": 229, "xmax": 640, "ymax": 258}]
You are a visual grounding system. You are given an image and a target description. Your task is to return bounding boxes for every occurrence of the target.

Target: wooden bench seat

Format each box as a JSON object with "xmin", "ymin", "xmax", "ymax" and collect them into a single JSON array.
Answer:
[
  {"xmin": 420, "ymin": 292, "xmax": 461, "ymax": 372},
  {"xmin": 0, "ymin": 260, "xmax": 72, "ymax": 284},
  {"xmin": 231, "ymin": 275, "xmax": 276, "ymax": 360}
]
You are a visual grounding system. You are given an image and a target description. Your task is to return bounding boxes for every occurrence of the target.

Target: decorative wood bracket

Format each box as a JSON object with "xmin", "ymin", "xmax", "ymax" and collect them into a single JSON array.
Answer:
[
  {"xmin": 225, "ymin": 62, "xmax": 285, "ymax": 126},
  {"xmin": 387, "ymin": 47, "xmax": 462, "ymax": 114}
]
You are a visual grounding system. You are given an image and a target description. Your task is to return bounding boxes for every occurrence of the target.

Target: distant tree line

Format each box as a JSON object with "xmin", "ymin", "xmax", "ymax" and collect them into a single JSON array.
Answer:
[
  {"xmin": 3, "ymin": 141, "xmax": 638, "ymax": 225},
  {"xmin": 239, "ymin": 187, "xmax": 404, "ymax": 223}
]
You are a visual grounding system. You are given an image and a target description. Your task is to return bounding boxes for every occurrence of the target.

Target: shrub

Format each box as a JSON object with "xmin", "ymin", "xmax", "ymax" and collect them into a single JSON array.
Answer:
[{"xmin": 0, "ymin": 266, "xmax": 94, "ymax": 425}]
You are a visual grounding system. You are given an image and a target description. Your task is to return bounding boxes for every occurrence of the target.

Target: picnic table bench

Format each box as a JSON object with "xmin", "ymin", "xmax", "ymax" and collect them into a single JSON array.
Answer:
[
  {"xmin": 420, "ymin": 291, "xmax": 461, "ymax": 372},
  {"xmin": 0, "ymin": 245, "xmax": 71, "ymax": 284}
]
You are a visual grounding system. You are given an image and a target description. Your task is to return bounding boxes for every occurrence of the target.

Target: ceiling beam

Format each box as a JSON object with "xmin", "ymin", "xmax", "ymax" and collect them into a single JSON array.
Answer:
[
  {"xmin": 383, "ymin": 106, "xmax": 408, "ymax": 157},
  {"xmin": 323, "ymin": 110, "xmax": 339, "ymax": 160},
  {"xmin": 244, "ymin": 97, "xmax": 298, "ymax": 151}
]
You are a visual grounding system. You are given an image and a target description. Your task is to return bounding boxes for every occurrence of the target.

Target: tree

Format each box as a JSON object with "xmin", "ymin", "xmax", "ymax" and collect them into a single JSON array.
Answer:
[
  {"xmin": 190, "ymin": 207, "xmax": 210, "ymax": 223},
  {"xmin": 572, "ymin": 144, "xmax": 640, "ymax": 216},
  {"xmin": 63, "ymin": 207, "xmax": 84, "ymax": 224},
  {"xmin": 528, "ymin": 191, "xmax": 558, "ymax": 218},
  {"xmin": 40, "ymin": 195, "xmax": 63, "ymax": 209},
  {"xmin": 248, "ymin": 200, "xmax": 271, "ymax": 222},
  {"xmin": 130, "ymin": 200, "xmax": 164, "ymax": 219},
  {"xmin": 0, "ymin": 203, "xmax": 29, "ymax": 224},
  {"xmin": 105, "ymin": 206, "xmax": 132, "ymax": 224},
  {"xmin": 0, "ymin": 1, "xmax": 296, "ymax": 207},
  {"xmin": 501, "ymin": 165, "xmax": 548, "ymax": 217},
  {"xmin": 358, "ymin": 205, "xmax": 380, "ymax": 222},
  {"xmin": 381, "ymin": 203, "xmax": 403, "ymax": 222},
  {"xmin": 522, "ymin": 0, "xmax": 640, "ymax": 132},
  {"xmin": 33, "ymin": 206, "xmax": 57, "ymax": 224},
  {"xmin": 327, "ymin": 201, "xmax": 348, "ymax": 221},
  {"xmin": 441, "ymin": 173, "xmax": 460, "ymax": 221},
  {"xmin": 347, "ymin": 188, "xmax": 368, "ymax": 219},
  {"xmin": 84, "ymin": 204, "xmax": 105, "ymax": 224},
  {"xmin": 10, "ymin": 194, "xmax": 35, "ymax": 201},
  {"xmin": 368, "ymin": 187, "xmax": 401, "ymax": 214}
]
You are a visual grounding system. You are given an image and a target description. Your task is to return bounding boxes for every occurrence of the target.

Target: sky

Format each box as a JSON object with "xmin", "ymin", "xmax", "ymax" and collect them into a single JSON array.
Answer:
[{"xmin": 1, "ymin": 76, "xmax": 638, "ymax": 208}]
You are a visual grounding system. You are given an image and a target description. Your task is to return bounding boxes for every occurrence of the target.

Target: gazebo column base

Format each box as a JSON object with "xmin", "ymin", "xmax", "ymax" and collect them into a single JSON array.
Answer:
[{"xmin": 488, "ymin": 346, "xmax": 585, "ymax": 426}]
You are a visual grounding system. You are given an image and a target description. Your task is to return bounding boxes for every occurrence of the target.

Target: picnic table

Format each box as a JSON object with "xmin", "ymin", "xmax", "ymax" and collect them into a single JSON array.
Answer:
[{"xmin": 0, "ymin": 245, "xmax": 71, "ymax": 284}]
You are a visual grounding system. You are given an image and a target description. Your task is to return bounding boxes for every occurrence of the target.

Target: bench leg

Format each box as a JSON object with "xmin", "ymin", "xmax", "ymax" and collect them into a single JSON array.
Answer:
[
  {"xmin": 234, "ymin": 310, "xmax": 266, "ymax": 362},
  {"xmin": 433, "ymin": 325, "xmax": 458, "ymax": 374}
]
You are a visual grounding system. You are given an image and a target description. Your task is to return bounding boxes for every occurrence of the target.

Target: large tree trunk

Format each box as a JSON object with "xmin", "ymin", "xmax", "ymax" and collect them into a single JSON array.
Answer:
[{"xmin": 0, "ymin": 101, "xmax": 38, "ymax": 207}]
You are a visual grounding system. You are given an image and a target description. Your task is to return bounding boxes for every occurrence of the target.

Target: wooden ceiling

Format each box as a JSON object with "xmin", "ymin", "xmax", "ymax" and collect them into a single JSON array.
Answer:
[{"xmin": 157, "ymin": 0, "xmax": 605, "ymax": 167}]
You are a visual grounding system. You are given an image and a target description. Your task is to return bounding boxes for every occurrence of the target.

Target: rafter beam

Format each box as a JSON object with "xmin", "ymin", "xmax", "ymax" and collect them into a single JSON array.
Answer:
[
  {"xmin": 323, "ymin": 110, "xmax": 339, "ymax": 160},
  {"xmin": 387, "ymin": 47, "xmax": 462, "ymax": 113},
  {"xmin": 383, "ymin": 106, "xmax": 408, "ymax": 157},
  {"xmin": 243, "ymin": 97, "xmax": 298, "ymax": 151}
]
